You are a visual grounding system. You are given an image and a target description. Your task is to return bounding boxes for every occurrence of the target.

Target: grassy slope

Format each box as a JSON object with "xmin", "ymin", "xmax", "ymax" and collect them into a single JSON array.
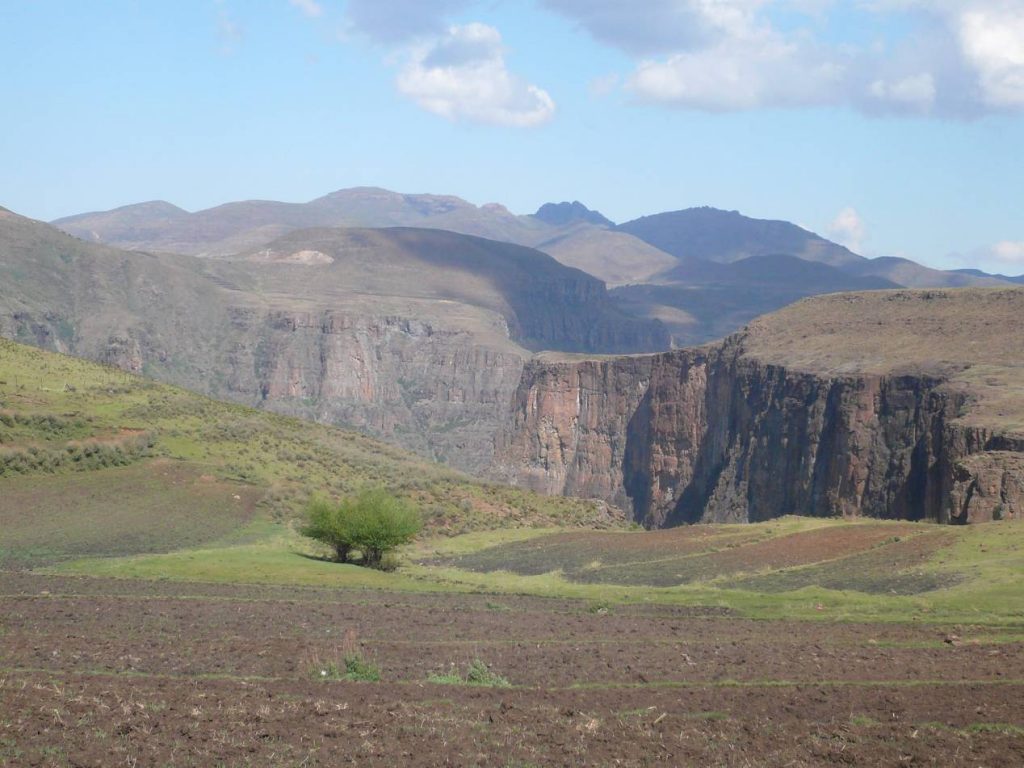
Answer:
[{"xmin": 0, "ymin": 339, "xmax": 615, "ymax": 567}]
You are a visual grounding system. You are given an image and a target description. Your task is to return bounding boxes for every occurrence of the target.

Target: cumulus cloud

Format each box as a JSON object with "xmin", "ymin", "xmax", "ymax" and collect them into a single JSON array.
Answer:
[
  {"xmin": 958, "ymin": 5, "xmax": 1024, "ymax": 108},
  {"xmin": 543, "ymin": 0, "xmax": 1024, "ymax": 117},
  {"xmin": 541, "ymin": 0, "xmax": 725, "ymax": 55},
  {"xmin": 828, "ymin": 207, "xmax": 867, "ymax": 253},
  {"xmin": 396, "ymin": 23, "xmax": 556, "ymax": 127},
  {"xmin": 950, "ymin": 239, "xmax": 1024, "ymax": 274}
]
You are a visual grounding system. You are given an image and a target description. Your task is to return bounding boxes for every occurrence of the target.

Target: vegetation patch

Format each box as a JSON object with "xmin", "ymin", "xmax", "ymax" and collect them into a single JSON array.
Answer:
[
  {"xmin": 0, "ymin": 460, "xmax": 259, "ymax": 568},
  {"xmin": 302, "ymin": 489, "xmax": 422, "ymax": 569},
  {"xmin": 427, "ymin": 659, "xmax": 511, "ymax": 688}
]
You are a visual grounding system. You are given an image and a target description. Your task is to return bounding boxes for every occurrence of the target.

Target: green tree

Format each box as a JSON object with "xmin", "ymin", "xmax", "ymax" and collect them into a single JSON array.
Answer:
[
  {"xmin": 300, "ymin": 495, "xmax": 355, "ymax": 563},
  {"xmin": 300, "ymin": 489, "xmax": 422, "ymax": 569},
  {"xmin": 347, "ymin": 488, "xmax": 422, "ymax": 569}
]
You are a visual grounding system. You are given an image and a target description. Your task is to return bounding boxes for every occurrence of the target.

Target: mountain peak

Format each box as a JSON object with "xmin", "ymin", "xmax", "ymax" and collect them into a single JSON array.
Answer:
[{"xmin": 533, "ymin": 201, "xmax": 613, "ymax": 227}]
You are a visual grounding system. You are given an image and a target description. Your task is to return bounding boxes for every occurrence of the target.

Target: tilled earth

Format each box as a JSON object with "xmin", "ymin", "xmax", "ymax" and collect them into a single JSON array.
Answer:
[{"xmin": 2, "ymin": 573, "xmax": 1023, "ymax": 766}]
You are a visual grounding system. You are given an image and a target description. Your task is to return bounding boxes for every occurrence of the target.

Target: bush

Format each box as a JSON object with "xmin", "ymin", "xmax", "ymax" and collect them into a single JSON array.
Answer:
[
  {"xmin": 301, "ymin": 495, "xmax": 353, "ymax": 563},
  {"xmin": 300, "ymin": 488, "xmax": 422, "ymax": 569}
]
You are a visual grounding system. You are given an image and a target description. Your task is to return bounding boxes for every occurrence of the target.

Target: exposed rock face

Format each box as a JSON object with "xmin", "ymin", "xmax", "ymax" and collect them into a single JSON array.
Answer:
[
  {"xmin": 950, "ymin": 451, "xmax": 1024, "ymax": 523},
  {"xmin": 495, "ymin": 291, "xmax": 1024, "ymax": 525},
  {"xmin": 219, "ymin": 309, "xmax": 525, "ymax": 474}
]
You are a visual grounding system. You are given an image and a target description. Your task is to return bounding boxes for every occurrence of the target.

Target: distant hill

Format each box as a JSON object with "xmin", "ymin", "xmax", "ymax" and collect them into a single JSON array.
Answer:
[
  {"xmin": 52, "ymin": 190, "xmax": 1015, "ymax": 348},
  {"xmin": 846, "ymin": 257, "xmax": 1008, "ymax": 288},
  {"xmin": 532, "ymin": 201, "xmax": 612, "ymax": 227},
  {"xmin": 617, "ymin": 207, "xmax": 865, "ymax": 268},
  {"xmin": 233, "ymin": 226, "xmax": 669, "ymax": 354},
  {"xmin": 611, "ymin": 254, "xmax": 900, "ymax": 346},
  {"xmin": 54, "ymin": 187, "xmax": 677, "ymax": 288},
  {"xmin": 953, "ymin": 268, "xmax": 1024, "ymax": 285}
]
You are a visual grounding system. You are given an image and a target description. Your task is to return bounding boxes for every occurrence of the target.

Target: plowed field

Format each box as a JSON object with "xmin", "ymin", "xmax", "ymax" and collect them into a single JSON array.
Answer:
[{"xmin": 3, "ymin": 573, "xmax": 1023, "ymax": 767}]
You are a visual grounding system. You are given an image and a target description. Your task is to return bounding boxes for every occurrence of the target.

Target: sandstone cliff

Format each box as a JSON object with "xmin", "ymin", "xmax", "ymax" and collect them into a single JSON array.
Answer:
[{"xmin": 495, "ymin": 289, "xmax": 1024, "ymax": 525}]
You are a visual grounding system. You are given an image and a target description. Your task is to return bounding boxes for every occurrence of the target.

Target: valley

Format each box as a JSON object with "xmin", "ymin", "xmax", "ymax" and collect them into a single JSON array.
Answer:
[
  {"xmin": 3, "ymin": 176, "xmax": 1024, "ymax": 768},
  {"xmin": 1, "ymin": 298, "xmax": 1022, "ymax": 765}
]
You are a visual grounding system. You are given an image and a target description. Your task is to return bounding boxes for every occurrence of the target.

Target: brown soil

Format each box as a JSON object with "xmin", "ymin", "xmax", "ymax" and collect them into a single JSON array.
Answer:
[{"xmin": 2, "ymin": 574, "xmax": 1023, "ymax": 766}]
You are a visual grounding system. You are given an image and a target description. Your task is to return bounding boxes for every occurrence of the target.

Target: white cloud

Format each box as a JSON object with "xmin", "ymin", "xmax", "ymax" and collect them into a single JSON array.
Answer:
[
  {"xmin": 949, "ymin": 239, "xmax": 1024, "ymax": 275},
  {"xmin": 542, "ymin": 0, "xmax": 1024, "ymax": 117},
  {"xmin": 396, "ymin": 23, "xmax": 556, "ymax": 127},
  {"xmin": 958, "ymin": 6, "xmax": 1024, "ymax": 107},
  {"xmin": 868, "ymin": 73, "xmax": 936, "ymax": 110},
  {"xmin": 990, "ymin": 240, "xmax": 1024, "ymax": 265},
  {"xmin": 827, "ymin": 207, "xmax": 866, "ymax": 253},
  {"xmin": 629, "ymin": 34, "xmax": 843, "ymax": 110},
  {"xmin": 289, "ymin": 0, "xmax": 323, "ymax": 18}
]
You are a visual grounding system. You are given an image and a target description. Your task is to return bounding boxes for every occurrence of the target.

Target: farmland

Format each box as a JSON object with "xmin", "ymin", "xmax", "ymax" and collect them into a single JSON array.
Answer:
[{"xmin": 2, "ymin": 339, "xmax": 1024, "ymax": 765}]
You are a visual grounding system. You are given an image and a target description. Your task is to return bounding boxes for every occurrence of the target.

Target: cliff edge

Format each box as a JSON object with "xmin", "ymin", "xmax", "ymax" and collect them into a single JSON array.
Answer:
[{"xmin": 494, "ymin": 289, "xmax": 1024, "ymax": 525}]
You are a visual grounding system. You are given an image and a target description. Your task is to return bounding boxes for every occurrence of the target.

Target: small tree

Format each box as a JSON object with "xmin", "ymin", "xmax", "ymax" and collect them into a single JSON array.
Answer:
[
  {"xmin": 300, "ymin": 488, "xmax": 422, "ymax": 569},
  {"xmin": 347, "ymin": 489, "xmax": 422, "ymax": 569},
  {"xmin": 300, "ymin": 495, "xmax": 355, "ymax": 563}
]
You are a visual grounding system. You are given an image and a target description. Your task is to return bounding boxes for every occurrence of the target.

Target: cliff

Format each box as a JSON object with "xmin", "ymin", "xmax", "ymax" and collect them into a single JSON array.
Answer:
[{"xmin": 495, "ymin": 289, "xmax": 1024, "ymax": 525}]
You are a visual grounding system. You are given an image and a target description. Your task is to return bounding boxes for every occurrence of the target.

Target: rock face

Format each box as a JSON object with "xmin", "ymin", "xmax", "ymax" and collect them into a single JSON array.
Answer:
[
  {"xmin": 219, "ymin": 309, "xmax": 525, "ymax": 474},
  {"xmin": 495, "ymin": 290, "xmax": 1024, "ymax": 525}
]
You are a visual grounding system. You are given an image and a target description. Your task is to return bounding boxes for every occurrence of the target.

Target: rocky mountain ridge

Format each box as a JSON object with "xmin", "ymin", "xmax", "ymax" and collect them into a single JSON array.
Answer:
[{"xmin": 54, "ymin": 189, "xmax": 1017, "ymax": 348}]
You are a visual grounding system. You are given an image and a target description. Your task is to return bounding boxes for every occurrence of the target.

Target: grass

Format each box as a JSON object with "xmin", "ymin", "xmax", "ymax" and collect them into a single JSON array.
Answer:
[
  {"xmin": 310, "ymin": 654, "xmax": 381, "ymax": 682},
  {"xmin": 0, "ymin": 461, "xmax": 260, "ymax": 568},
  {"xmin": 47, "ymin": 514, "xmax": 1024, "ymax": 625},
  {"xmin": 427, "ymin": 660, "xmax": 511, "ymax": 688}
]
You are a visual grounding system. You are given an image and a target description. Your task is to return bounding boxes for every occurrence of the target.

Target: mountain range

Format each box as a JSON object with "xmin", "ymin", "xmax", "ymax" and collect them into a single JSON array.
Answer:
[{"xmin": 54, "ymin": 188, "xmax": 1018, "ymax": 346}]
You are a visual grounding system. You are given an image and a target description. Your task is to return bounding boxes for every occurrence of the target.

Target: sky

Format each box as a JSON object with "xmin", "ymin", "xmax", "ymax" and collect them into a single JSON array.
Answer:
[{"xmin": 2, "ymin": 0, "xmax": 1023, "ymax": 274}]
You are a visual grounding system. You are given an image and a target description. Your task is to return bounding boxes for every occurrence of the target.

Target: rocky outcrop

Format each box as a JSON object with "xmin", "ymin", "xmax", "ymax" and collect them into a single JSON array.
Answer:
[
  {"xmin": 950, "ymin": 451, "xmax": 1024, "ymax": 523},
  {"xmin": 494, "ymin": 337, "xmax": 1024, "ymax": 525}
]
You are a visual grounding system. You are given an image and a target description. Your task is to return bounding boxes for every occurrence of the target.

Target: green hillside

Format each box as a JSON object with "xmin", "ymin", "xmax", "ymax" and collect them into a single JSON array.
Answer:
[{"xmin": 0, "ymin": 339, "xmax": 617, "ymax": 568}]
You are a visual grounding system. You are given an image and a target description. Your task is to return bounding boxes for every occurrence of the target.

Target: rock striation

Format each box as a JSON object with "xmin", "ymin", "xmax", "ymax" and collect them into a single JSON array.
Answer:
[{"xmin": 494, "ymin": 290, "xmax": 1024, "ymax": 525}]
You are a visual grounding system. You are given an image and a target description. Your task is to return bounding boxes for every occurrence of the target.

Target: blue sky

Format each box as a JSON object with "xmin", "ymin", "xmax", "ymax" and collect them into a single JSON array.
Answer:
[{"xmin": 2, "ymin": 0, "xmax": 1023, "ymax": 273}]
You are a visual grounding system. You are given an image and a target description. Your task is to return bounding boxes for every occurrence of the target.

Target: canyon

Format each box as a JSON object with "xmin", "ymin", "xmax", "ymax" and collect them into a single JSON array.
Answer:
[{"xmin": 3, "ymin": 206, "xmax": 1023, "ymax": 526}]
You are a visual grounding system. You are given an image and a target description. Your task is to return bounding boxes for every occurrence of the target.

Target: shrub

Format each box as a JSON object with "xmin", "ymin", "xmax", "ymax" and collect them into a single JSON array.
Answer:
[
  {"xmin": 300, "ymin": 488, "xmax": 422, "ymax": 569},
  {"xmin": 342, "ymin": 653, "xmax": 381, "ymax": 682},
  {"xmin": 301, "ymin": 495, "xmax": 354, "ymax": 563}
]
